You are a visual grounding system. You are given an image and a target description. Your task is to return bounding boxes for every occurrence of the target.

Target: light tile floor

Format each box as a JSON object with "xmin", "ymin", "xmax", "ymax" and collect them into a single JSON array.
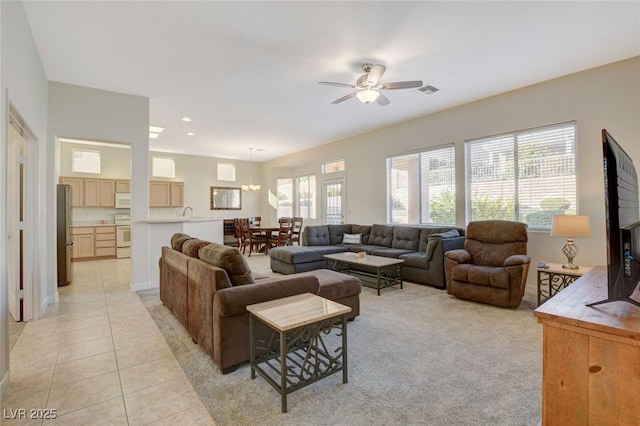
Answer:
[{"xmin": 4, "ymin": 259, "xmax": 214, "ymax": 425}]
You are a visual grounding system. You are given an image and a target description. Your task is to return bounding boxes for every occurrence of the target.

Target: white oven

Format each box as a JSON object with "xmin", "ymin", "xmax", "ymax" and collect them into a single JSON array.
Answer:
[{"xmin": 115, "ymin": 214, "xmax": 131, "ymax": 258}]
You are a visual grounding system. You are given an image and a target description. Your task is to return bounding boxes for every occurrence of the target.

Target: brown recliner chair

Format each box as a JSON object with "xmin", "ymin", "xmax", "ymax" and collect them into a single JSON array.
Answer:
[{"xmin": 444, "ymin": 220, "xmax": 530, "ymax": 308}]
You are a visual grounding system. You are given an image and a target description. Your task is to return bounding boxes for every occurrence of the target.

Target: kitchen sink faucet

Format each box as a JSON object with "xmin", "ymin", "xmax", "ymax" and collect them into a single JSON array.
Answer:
[{"xmin": 182, "ymin": 206, "xmax": 194, "ymax": 219}]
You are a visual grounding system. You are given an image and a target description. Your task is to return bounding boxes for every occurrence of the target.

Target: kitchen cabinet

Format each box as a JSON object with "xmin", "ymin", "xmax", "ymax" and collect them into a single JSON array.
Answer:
[
  {"xmin": 60, "ymin": 177, "xmax": 122, "ymax": 207},
  {"xmin": 149, "ymin": 181, "xmax": 184, "ymax": 207},
  {"xmin": 115, "ymin": 180, "xmax": 131, "ymax": 193},
  {"xmin": 71, "ymin": 226, "xmax": 116, "ymax": 259},
  {"xmin": 84, "ymin": 178, "xmax": 116, "ymax": 207},
  {"xmin": 71, "ymin": 227, "xmax": 95, "ymax": 259},
  {"xmin": 59, "ymin": 177, "xmax": 84, "ymax": 207}
]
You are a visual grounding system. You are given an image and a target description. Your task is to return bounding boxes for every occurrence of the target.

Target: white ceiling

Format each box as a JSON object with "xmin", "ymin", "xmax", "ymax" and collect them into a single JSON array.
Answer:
[{"xmin": 22, "ymin": 1, "xmax": 640, "ymax": 162}]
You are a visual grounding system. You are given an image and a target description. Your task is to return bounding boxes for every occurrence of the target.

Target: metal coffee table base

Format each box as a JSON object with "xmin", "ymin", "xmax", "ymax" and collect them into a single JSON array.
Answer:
[{"xmin": 325, "ymin": 259, "xmax": 403, "ymax": 296}]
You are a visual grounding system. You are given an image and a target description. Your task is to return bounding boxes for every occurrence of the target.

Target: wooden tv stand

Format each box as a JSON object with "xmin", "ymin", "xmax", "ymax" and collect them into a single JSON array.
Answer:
[{"xmin": 534, "ymin": 266, "xmax": 640, "ymax": 425}]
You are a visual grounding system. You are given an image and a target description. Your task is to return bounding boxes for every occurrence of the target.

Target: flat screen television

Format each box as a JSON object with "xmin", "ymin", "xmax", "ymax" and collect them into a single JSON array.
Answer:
[{"xmin": 587, "ymin": 129, "xmax": 640, "ymax": 307}]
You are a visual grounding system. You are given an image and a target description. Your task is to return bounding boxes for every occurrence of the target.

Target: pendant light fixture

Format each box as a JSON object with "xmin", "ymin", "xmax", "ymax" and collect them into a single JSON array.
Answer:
[{"xmin": 242, "ymin": 148, "xmax": 261, "ymax": 192}]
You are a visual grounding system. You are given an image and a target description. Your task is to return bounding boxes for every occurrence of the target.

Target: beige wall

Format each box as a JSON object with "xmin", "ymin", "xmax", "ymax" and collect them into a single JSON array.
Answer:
[
  {"xmin": 59, "ymin": 141, "xmax": 131, "ymax": 179},
  {"xmin": 262, "ymin": 57, "xmax": 640, "ymax": 288},
  {"xmin": 148, "ymin": 150, "xmax": 263, "ymax": 219}
]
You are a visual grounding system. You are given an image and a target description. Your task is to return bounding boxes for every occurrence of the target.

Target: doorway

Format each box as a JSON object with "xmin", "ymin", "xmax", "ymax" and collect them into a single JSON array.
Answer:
[
  {"xmin": 7, "ymin": 105, "xmax": 39, "ymax": 322},
  {"xmin": 321, "ymin": 179, "xmax": 346, "ymax": 225}
]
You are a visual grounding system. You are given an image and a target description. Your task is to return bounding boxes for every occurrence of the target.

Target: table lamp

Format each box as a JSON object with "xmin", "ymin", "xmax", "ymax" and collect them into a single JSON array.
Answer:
[{"xmin": 550, "ymin": 215, "xmax": 591, "ymax": 269}]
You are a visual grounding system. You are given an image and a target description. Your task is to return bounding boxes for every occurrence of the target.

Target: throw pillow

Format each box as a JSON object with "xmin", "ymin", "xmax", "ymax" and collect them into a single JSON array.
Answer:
[
  {"xmin": 198, "ymin": 243, "xmax": 255, "ymax": 286},
  {"xmin": 342, "ymin": 233, "xmax": 362, "ymax": 244}
]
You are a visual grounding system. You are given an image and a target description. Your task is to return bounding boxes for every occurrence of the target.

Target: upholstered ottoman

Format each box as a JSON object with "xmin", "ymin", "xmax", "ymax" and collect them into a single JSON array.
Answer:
[
  {"xmin": 269, "ymin": 245, "xmax": 348, "ymax": 274},
  {"xmin": 299, "ymin": 268, "xmax": 361, "ymax": 319}
]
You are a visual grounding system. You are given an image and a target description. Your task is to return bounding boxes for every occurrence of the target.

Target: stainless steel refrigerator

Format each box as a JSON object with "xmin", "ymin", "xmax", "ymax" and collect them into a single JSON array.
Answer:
[{"xmin": 57, "ymin": 184, "xmax": 73, "ymax": 286}]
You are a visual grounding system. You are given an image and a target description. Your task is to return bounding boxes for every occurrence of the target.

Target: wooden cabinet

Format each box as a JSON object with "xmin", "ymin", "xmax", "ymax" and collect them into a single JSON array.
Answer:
[
  {"xmin": 60, "ymin": 177, "xmax": 122, "ymax": 207},
  {"xmin": 149, "ymin": 181, "xmax": 184, "ymax": 207},
  {"xmin": 71, "ymin": 226, "xmax": 116, "ymax": 259},
  {"xmin": 535, "ymin": 267, "xmax": 640, "ymax": 425},
  {"xmin": 115, "ymin": 180, "xmax": 131, "ymax": 193},
  {"xmin": 71, "ymin": 227, "xmax": 95, "ymax": 259},
  {"xmin": 59, "ymin": 177, "xmax": 84, "ymax": 207},
  {"xmin": 95, "ymin": 226, "xmax": 116, "ymax": 257}
]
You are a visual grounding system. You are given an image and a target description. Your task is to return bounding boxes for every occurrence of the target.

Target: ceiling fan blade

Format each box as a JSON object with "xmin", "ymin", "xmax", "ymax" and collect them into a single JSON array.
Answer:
[
  {"xmin": 380, "ymin": 80, "xmax": 423, "ymax": 90},
  {"xmin": 366, "ymin": 65, "xmax": 386, "ymax": 86},
  {"xmin": 319, "ymin": 81, "xmax": 357, "ymax": 88},
  {"xmin": 331, "ymin": 92, "xmax": 357, "ymax": 104},
  {"xmin": 376, "ymin": 93, "xmax": 390, "ymax": 106}
]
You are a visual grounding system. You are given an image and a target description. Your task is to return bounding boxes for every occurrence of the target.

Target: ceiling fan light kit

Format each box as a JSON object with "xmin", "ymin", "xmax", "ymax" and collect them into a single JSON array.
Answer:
[{"xmin": 319, "ymin": 63, "xmax": 424, "ymax": 106}]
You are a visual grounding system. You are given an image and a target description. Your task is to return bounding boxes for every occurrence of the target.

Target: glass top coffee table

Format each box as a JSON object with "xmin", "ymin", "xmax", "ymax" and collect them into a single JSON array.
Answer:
[{"xmin": 324, "ymin": 252, "xmax": 404, "ymax": 296}]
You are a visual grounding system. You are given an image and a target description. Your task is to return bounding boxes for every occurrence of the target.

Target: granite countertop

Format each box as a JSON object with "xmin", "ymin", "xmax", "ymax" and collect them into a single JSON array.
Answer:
[{"xmin": 147, "ymin": 217, "xmax": 223, "ymax": 223}]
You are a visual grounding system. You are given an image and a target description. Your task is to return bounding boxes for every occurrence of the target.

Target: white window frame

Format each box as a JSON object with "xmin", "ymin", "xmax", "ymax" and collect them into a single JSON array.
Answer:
[
  {"xmin": 276, "ymin": 177, "xmax": 293, "ymax": 219},
  {"xmin": 465, "ymin": 121, "xmax": 577, "ymax": 230},
  {"xmin": 72, "ymin": 149, "xmax": 101, "ymax": 174},
  {"xmin": 152, "ymin": 156, "xmax": 175, "ymax": 178},
  {"xmin": 322, "ymin": 159, "xmax": 345, "ymax": 174},
  {"xmin": 386, "ymin": 144, "xmax": 456, "ymax": 225},
  {"xmin": 297, "ymin": 174, "xmax": 316, "ymax": 220}
]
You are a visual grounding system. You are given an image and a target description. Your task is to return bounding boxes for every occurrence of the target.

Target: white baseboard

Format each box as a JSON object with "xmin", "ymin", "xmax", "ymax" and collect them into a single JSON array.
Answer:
[{"xmin": 131, "ymin": 280, "xmax": 158, "ymax": 292}]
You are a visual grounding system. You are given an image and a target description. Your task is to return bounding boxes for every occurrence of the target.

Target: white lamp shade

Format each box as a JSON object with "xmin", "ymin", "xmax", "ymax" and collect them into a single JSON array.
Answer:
[
  {"xmin": 550, "ymin": 215, "xmax": 591, "ymax": 238},
  {"xmin": 356, "ymin": 89, "xmax": 380, "ymax": 104}
]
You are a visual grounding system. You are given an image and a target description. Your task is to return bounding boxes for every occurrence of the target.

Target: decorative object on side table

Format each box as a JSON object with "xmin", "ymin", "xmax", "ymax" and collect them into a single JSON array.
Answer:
[{"xmin": 550, "ymin": 215, "xmax": 591, "ymax": 269}]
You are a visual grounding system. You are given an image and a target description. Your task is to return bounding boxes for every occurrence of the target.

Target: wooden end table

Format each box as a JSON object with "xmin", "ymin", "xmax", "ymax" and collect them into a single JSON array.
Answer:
[{"xmin": 247, "ymin": 293, "xmax": 351, "ymax": 413}]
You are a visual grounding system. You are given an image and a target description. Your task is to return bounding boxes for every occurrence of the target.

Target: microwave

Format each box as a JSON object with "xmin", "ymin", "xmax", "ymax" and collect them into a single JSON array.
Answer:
[{"xmin": 115, "ymin": 193, "xmax": 132, "ymax": 208}]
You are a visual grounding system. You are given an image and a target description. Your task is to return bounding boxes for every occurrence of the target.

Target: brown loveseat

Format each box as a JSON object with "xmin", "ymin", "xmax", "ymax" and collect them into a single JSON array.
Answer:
[
  {"xmin": 444, "ymin": 220, "xmax": 530, "ymax": 308},
  {"xmin": 159, "ymin": 233, "xmax": 361, "ymax": 373}
]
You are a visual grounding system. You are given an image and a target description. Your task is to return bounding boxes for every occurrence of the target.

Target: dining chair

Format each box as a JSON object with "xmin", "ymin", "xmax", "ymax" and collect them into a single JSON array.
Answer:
[
  {"xmin": 240, "ymin": 218, "xmax": 269, "ymax": 256},
  {"xmin": 291, "ymin": 217, "xmax": 303, "ymax": 245},
  {"xmin": 269, "ymin": 217, "xmax": 294, "ymax": 249},
  {"xmin": 233, "ymin": 218, "xmax": 245, "ymax": 251}
]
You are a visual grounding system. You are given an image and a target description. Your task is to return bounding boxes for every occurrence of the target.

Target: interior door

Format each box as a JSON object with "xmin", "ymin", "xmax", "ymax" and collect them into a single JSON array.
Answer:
[
  {"xmin": 7, "ymin": 121, "xmax": 24, "ymax": 321},
  {"xmin": 321, "ymin": 179, "xmax": 345, "ymax": 225}
]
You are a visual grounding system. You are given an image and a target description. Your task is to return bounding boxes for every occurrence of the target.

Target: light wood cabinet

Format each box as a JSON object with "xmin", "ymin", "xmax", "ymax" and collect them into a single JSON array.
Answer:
[
  {"xmin": 535, "ymin": 267, "xmax": 640, "ymax": 425},
  {"xmin": 71, "ymin": 226, "xmax": 115, "ymax": 259},
  {"xmin": 115, "ymin": 180, "xmax": 131, "ymax": 193},
  {"xmin": 71, "ymin": 227, "xmax": 95, "ymax": 259},
  {"xmin": 149, "ymin": 181, "xmax": 184, "ymax": 207},
  {"xmin": 60, "ymin": 177, "xmax": 122, "ymax": 207},
  {"xmin": 59, "ymin": 177, "xmax": 84, "ymax": 207}
]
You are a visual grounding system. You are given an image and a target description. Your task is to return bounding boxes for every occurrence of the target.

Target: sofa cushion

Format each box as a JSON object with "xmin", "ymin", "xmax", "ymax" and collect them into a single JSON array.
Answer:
[
  {"xmin": 342, "ymin": 233, "xmax": 362, "ymax": 244},
  {"xmin": 392, "ymin": 226, "xmax": 421, "ymax": 251},
  {"xmin": 328, "ymin": 224, "xmax": 352, "ymax": 245},
  {"xmin": 304, "ymin": 225, "xmax": 331, "ymax": 246},
  {"xmin": 371, "ymin": 248, "xmax": 415, "ymax": 258},
  {"xmin": 418, "ymin": 227, "xmax": 463, "ymax": 252},
  {"xmin": 451, "ymin": 264, "xmax": 510, "ymax": 289},
  {"xmin": 368, "ymin": 224, "xmax": 393, "ymax": 247},
  {"xmin": 269, "ymin": 245, "xmax": 347, "ymax": 264},
  {"xmin": 171, "ymin": 233, "xmax": 192, "ymax": 251},
  {"xmin": 198, "ymin": 243, "xmax": 255, "ymax": 286},
  {"xmin": 182, "ymin": 238, "xmax": 210, "ymax": 257},
  {"xmin": 351, "ymin": 225, "xmax": 372, "ymax": 244},
  {"xmin": 298, "ymin": 269, "xmax": 362, "ymax": 300},
  {"xmin": 399, "ymin": 252, "xmax": 429, "ymax": 269}
]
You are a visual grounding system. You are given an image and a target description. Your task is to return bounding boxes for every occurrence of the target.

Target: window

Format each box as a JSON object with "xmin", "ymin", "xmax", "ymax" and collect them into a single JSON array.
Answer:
[
  {"xmin": 465, "ymin": 122, "xmax": 577, "ymax": 229},
  {"xmin": 72, "ymin": 149, "xmax": 101, "ymax": 174},
  {"xmin": 217, "ymin": 163, "xmax": 236, "ymax": 181},
  {"xmin": 297, "ymin": 175, "xmax": 316, "ymax": 219},
  {"xmin": 276, "ymin": 178, "xmax": 293, "ymax": 218},
  {"xmin": 152, "ymin": 156, "xmax": 175, "ymax": 178},
  {"xmin": 322, "ymin": 160, "xmax": 345, "ymax": 174},
  {"xmin": 387, "ymin": 145, "xmax": 456, "ymax": 225}
]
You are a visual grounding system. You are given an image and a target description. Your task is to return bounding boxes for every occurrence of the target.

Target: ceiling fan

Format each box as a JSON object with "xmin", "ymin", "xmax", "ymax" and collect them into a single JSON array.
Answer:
[{"xmin": 319, "ymin": 63, "xmax": 423, "ymax": 106}]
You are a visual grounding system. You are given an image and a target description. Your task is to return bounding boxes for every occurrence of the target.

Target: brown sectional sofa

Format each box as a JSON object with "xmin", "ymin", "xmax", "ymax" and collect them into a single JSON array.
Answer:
[
  {"xmin": 269, "ymin": 224, "xmax": 465, "ymax": 289},
  {"xmin": 159, "ymin": 233, "xmax": 361, "ymax": 374}
]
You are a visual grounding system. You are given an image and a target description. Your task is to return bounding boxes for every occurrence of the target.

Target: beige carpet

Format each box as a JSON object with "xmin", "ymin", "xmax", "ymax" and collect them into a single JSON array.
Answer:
[{"xmin": 138, "ymin": 254, "xmax": 542, "ymax": 426}]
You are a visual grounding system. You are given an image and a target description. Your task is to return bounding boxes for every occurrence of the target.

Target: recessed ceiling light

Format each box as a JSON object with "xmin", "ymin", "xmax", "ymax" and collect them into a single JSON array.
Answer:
[
  {"xmin": 187, "ymin": 132, "xmax": 195, "ymax": 136},
  {"xmin": 149, "ymin": 133, "xmax": 159, "ymax": 139},
  {"xmin": 181, "ymin": 117, "xmax": 192, "ymax": 122},
  {"xmin": 149, "ymin": 125, "xmax": 165, "ymax": 133}
]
